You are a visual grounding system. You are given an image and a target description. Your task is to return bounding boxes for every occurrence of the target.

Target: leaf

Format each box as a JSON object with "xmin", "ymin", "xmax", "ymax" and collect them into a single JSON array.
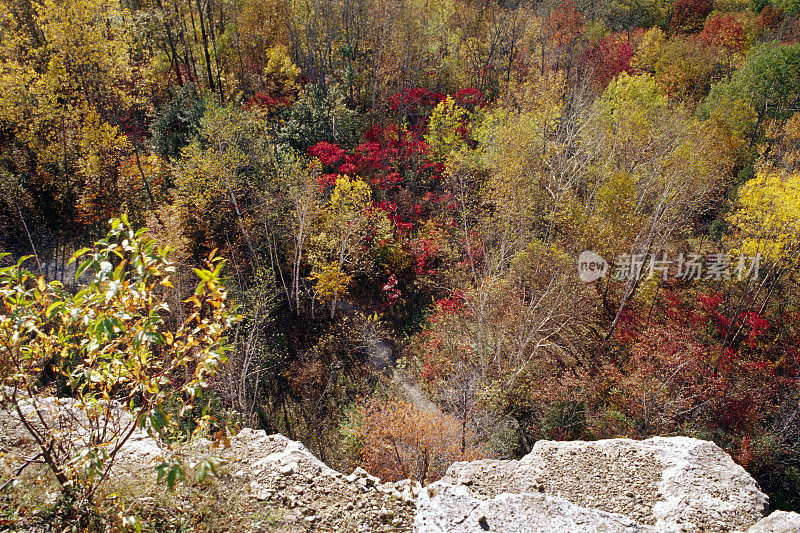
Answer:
[
  {"xmin": 75, "ymin": 258, "xmax": 94, "ymax": 281},
  {"xmin": 45, "ymin": 302, "xmax": 63, "ymax": 319},
  {"xmin": 211, "ymin": 428, "xmax": 231, "ymax": 449},
  {"xmin": 193, "ymin": 458, "xmax": 218, "ymax": 484},
  {"xmin": 69, "ymin": 248, "xmax": 92, "ymax": 264},
  {"xmin": 156, "ymin": 461, "xmax": 185, "ymax": 491},
  {"xmin": 113, "ymin": 259, "xmax": 128, "ymax": 281}
]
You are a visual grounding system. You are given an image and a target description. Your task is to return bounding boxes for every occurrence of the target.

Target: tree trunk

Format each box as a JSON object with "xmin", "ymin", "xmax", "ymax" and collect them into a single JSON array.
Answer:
[{"xmin": 196, "ymin": 0, "xmax": 216, "ymax": 92}]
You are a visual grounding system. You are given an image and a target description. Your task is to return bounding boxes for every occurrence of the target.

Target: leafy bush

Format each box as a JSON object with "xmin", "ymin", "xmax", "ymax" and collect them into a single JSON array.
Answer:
[
  {"xmin": 151, "ymin": 84, "xmax": 207, "ymax": 161},
  {"xmin": 353, "ymin": 399, "xmax": 493, "ymax": 484},
  {"xmin": 0, "ymin": 215, "xmax": 237, "ymax": 524}
]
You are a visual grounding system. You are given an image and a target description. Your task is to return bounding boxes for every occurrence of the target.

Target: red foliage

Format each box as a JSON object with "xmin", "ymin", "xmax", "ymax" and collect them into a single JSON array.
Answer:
[
  {"xmin": 694, "ymin": 293, "xmax": 731, "ymax": 332},
  {"xmin": 737, "ymin": 436, "xmax": 754, "ymax": 468},
  {"xmin": 307, "ymin": 119, "xmax": 444, "ymax": 232},
  {"xmin": 248, "ymin": 92, "xmax": 293, "ymax": 110},
  {"xmin": 374, "ymin": 199, "xmax": 411, "ymax": 231},
  {"xmin": 584, "ymin": 33, "xmax": 634, "ymax": 90},
  {"xmin": 387, "ymin": 87, "xmax": 444, "ymax": 112},
  {"xmin": 307, "ymin": 141, "xmax": 348, "ymax": 186},
  {"xmin": 355, "ymin": 399, "xmax": 493, "ymax": 483},
  {"xmin": 700, "ymin": 14, "xmax": 746, "ymax": 54},
  {"xmin": 381, "ymin": 273, "xmax": 401, "ymax": 302},
  {"xmin": 437, "ymin": 290, "xmax": 464, "ymax": 315},
  {"xmin": 741, "ymin": 311, "xmax": 770, "ymax": 349},
  {"xmin": 412, "ymin": 235, "xmax": 442, "ymax": 276},
  {"xmin": 613, "ymin": 303, "xmax": 642, "ymax": 346},
  {"xmin": 387, "ymin": 88, "xmax": 445, "ymax": 132},
  {"xmin": 756, "ymin": 5, "xmax": 784, "ymax": 33},
  {"xmin": 308, "ymin": 141, "xmax": 345, "ymax": 169},
  {"xmin": 453, "ymin": 87, "xmax": 484, "ymax": 109},
  {"xmin": 318, "ymin": 173, "xmax": 339, "ymax": 186},
  {"xmin": 545, "ymin": 1, "xmax": 585, "ymax": 49},
  {"xmin": 307, "ymin": 134, "xmax": 436, "ymax": 192},
  {"xmin": 618, "ymin": 323, "xmax": 719, "ymax": 433}
]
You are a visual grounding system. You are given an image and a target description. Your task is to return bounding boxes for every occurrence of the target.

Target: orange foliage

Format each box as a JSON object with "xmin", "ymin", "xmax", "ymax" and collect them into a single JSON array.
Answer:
[
  {"xmin": 700, "ymin": 14, "xmax": 746, "ymax": 55},
  {"xmin": 546, "ymin": 1, "xmax": 585, "ymax": 49},
  {"xmin": 356, "ymin": 399, "xmax": 494, "ymax": 484}
]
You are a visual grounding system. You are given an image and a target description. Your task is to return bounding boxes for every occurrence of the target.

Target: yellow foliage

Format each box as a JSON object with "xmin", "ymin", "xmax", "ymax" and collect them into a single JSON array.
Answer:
[
  {"xmin": 599, "ymin": 73, "xmax": 667, "ymax": 130},
  {"xmin": 785, "ymin": 112, "xmax": 800, "ymax": 142},
  {"xmin": 239, "ymin": 0, "xmax": 289, "ymax": 50},
  {"xmin": 307, "ymin": 175, "xmax": 390, "ymax": 312},
  {"xmin": 0, "ymin": 0, "xmax": 140, "ymax": 168},
  {"xmin": 425, "ymin": 96, "xmax": 469, "ymax": 163},
  {"xmin": 476, "ymin": 109, "xmax": 545, "ymax": 175},
  {"xmin": 329, "ymin": 175, "xmax": 372, "ymax": 215},
  {"xmin": 309, "ymin": 262, "xmax": 352, "ymax": 302},
  {"xmin": 261, "ymin": 45, "xmax": 301, "ymax": 97},
  {"xmin": 633, "ymin": 27, "xmax": 667, "ymax": 73},
  {"xmin": 502, "ymin": 69, "xmax": 565, "ymax": 118},
  {"xmin": 581, "ymin": 73, "xmax": 731, "ymax": 258},
  {"xmin": 729, "ymin": 170, "xmax": 800, "ymax": 262}
]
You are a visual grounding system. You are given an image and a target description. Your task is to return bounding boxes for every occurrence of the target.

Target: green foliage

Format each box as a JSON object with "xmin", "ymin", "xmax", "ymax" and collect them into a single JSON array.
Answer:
[
  {"xmin": 172, "ymin": 101, "xmax": 273, "ymax": 256},
  {"xmin": 151, "ymin": 84, "xmax": 207, "ymax": 161},
  {"xmin": 600, "ymin": 0, "xmax": 659, "ymax": 32},
  {"xmin": 541, "ymin": 400, "xmax": 587, "ymax": 441},
  {"xmin": 751, "ymin": 410, "xmax": 800, "ymax": 511},
  {"xmin": 338, "ymin": 402, "xmax": 366, "ymax": 468},
  {"xmin": 156, "ymin": 460, "xmax": 187, "ymax": 491},
  {"xmin": 585, "ymin": 72, "xmax": 726, "ymax": 256},
  {"xmin": 703, "ymin": 43, "xmax": 800, "ymax": 146},
  {"xmin": 598, "ymin": 72, "xmax": 667, "ymax": 122},
  {"xmin": 784, "ymin": 0, "xmax": 800, "ymax": 17},
  {"xmin": 280, "ymin": 86, "xmax": 362, "ymax": 151},
  {"xmin": 750, "ymin": 0, "xmax": 771, "ymax": 13}
]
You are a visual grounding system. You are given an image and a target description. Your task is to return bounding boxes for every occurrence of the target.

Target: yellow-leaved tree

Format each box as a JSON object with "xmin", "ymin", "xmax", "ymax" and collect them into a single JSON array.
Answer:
[
  {"xmin": 583, "ymin": 73, "xmax": 731, "ymax": 337},
  {"xmin": 308, "ymin": 176, "xmax": 390, "ymax": 318},
  {"xmin": 729, "ymin": 170, "xmax": 800, "ymax": 263},
  {"xmin": 425, "ymin": 96, "xmax": 469, "ymax": 162}
]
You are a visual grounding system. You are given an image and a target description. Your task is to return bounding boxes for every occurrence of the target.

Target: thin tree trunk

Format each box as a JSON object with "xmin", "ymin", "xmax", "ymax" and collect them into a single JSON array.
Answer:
[
  {"xmin": 206, "ymin": 0, "xmax": 224, "ymax": 102},
  {"xmin": 17, "ymin": 205, "xmax": 42, "ymax": 274},
  {"xmin": 196, "ymin": 0, "xmax": 216, "ymax": 92},
  {"xmin": 155, "ymin": 0, "xmax": 184, "ymax": 86}
]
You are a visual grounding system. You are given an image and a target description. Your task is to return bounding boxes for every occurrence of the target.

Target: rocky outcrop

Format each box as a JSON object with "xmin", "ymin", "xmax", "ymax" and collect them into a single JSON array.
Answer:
[
  {"xmin": 746, "ymin": 511, "xmax": 800, "ymax": 533},
  {"xmin": 0, "ymin": 395, "xmax": 164, "ymax": 476},
  {"xmin": 415, "ymin": 483, "xmax": 654, "ymax": 532},
  {"xmin": 205, "ymin": 428, "xmax": 419, "ymax": 531},
  {"xmin": 3, "ymin": 398, "xmax": 798, "ymax": 532},
  {"xmin": 416, "ymin": 437, "xmax": 772, "ymax": 533}
]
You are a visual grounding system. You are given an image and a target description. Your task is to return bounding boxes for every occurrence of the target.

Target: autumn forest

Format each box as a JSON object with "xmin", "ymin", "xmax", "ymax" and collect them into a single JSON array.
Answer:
[{"xmin": 2, "ymin": 0, "xmax": 800, "ymax": 523}]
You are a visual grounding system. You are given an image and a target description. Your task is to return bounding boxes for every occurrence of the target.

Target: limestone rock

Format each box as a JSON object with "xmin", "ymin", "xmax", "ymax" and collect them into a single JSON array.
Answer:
[
  {"xmin": 210, "ymin": 429, "xmax": 416, "ymax": 532},
  {"xmin": 746, "ymin": 511, "xmax": 800, "ymax": 533},
  {"xmin": 4, "ymin": 395, "xmax": 164, "ymax": 475},
  {"xmin": 428, "ymin": 437, "xmax": 769, "ymax": 533},
  {"xmin": 415, "ymin": 482, "xmax": 654, "ymax": 532}
]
